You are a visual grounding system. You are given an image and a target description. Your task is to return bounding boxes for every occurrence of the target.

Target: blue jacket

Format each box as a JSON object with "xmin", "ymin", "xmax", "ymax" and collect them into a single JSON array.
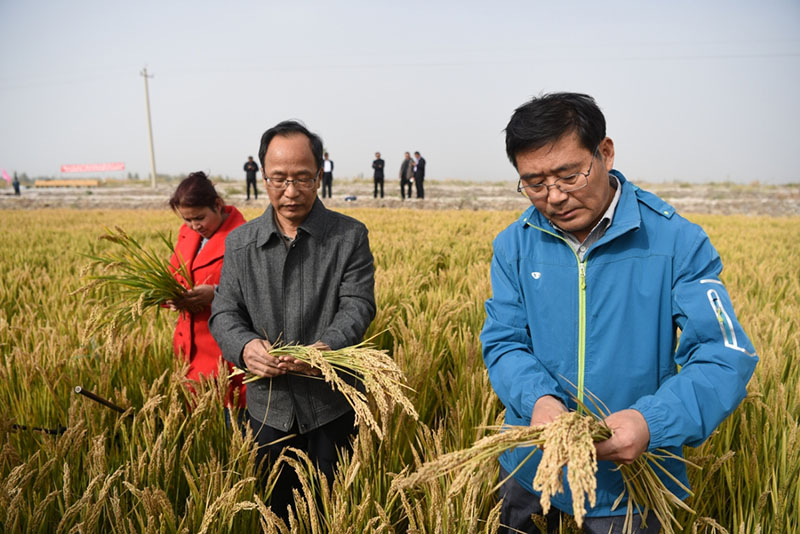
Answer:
[{"xmin": 480, "ymin": 171, "xmax": 757, "ymax": 516}]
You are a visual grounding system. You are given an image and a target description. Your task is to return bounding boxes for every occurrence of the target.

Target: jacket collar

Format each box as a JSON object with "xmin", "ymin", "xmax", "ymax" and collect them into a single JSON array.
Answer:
[
  {"xmin": 192, "ymin": 205, "xmax": 245, "ymax": 268},
  {"xmin": 518, "ymin": 169, "xmax": 642, "ymax": 242},
  {"xmin": 598, "ymin": 170, "xmax": 641, "ymax": 243},
  {"xmin": 256, "ymin": 197, "xmax": 328, "ymax": 247}
]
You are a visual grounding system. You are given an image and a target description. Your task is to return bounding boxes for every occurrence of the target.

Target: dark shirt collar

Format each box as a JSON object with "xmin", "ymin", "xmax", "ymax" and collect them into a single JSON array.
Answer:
[{"xmin": 258, "ymin": 197, "xmax": 328, "ymax": 247}]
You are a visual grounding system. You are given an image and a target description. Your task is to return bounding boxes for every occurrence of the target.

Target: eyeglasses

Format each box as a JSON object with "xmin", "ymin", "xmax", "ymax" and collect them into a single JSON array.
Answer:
[
  {"xmin": 517, "ymin": 147, "xmax": 598, "ymax": 197},
  {"xmin": 265, "ymin": 176, "xmax": 318, "ymax": 190}
]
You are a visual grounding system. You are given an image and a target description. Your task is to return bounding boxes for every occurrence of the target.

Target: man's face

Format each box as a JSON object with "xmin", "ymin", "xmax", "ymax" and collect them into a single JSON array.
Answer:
[
  {"xmin": 262, "ymin": 134, "xmax": 321, "ymax": 228},
  {"xmin": 515, "ymin": 131, "xmax": 615, "ymax": 243},
  {"xmin": 375, "ymin": 152, "xmax": 380, "ymax": 159},
  {"xmin": 404, "ymin": 152, "xmax": 410, "ymax": 160}
]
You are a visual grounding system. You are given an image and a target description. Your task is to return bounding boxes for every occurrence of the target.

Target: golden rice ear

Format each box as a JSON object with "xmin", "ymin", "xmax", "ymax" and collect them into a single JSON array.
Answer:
[
  {"xmin": 241, "ymin": 342, "xmax": 417, "ymax": 440},
  {"xmin": 396, "ymin": 409, "xmax": 692, "ymax": 534}
]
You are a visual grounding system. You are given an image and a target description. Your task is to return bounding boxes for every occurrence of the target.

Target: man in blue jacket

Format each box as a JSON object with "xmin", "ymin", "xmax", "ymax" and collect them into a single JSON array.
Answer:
[{"xmin": 480, "ymin": 92, "xmax": 758, "ymax": 533}]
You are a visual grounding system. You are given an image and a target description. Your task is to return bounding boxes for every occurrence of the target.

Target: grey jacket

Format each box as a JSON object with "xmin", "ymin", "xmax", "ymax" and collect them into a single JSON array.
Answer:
[
  {"xmin": 209, "ymin": 198, "xmax": 376, "ymax": 432},
  {"xmin": 400, "ymin": 158, "xmax": 415, "ymax": 180}
]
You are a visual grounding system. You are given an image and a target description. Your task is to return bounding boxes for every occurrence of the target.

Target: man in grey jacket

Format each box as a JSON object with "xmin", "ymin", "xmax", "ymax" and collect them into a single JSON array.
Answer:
[
  {"xmin": 209, "ymin": 120, "xmax": 376, "ymax": 517},
  {"xmin": 399, "ymin": 151, "xmax": 414, "ymax": 200}
]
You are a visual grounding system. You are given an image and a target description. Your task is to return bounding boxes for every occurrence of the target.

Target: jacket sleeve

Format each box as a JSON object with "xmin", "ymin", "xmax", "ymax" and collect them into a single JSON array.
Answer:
[
  {"xmin": 631, "ymin": 229, "xmax": 758, "ymax": 449},
  {"xmin": 208, "ymin": 244, "xmax": 260, "ymax": 369},
  {"xmin": 319, "ymin": 226, "xmax": 376, "ymax": 350},
  {"xmin": 480, "ymin": 237, "xmax": 567, "ymax": 422}
]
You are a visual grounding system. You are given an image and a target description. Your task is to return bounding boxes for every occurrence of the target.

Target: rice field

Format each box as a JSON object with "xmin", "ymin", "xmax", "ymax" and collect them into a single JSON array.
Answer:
[{"xmin": 0, "ymin": 207, "xmax": 797, "ymax": 533}]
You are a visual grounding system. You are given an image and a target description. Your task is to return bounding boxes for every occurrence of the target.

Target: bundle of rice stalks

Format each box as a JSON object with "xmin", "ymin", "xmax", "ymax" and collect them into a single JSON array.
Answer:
[
  {"xmin": 395, "ymin": 409, "xmax": 695, "ymax": 534},
  {"xmin": 232, "ymin": 340, "xmax": 419, "ymax": 439},
  {"xmin": 76, "ymin": 226, "xmax": 190, "ymax": 338},
  {"xmin": 394, "ymin": 412, "xmax": 609, "ymax": 527},
  {"xmin": 614, "ymin": 449, "xmax": 695, "ymax": 534}
]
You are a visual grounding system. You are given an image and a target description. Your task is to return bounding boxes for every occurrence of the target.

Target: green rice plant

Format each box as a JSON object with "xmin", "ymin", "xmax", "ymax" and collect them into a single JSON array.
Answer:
[{"xmin": 77, "ymin": 226, "xmax": 191, "ymax": 340}]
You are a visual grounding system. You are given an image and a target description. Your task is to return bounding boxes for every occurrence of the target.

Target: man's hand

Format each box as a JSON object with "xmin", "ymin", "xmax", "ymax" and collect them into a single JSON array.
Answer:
[
  {"xmin": 168, "ymin": 284, "xmax": 215, "ymax": 313},
  {"xmin": 531, "ymin": 395, "xmax": 568, "ymax": 427},
  {"xmin": 594, "ymin": 409, "xmax": 650, "ymax": 464},
  {"xmin": 242, "ymin": 338, "xmax": 285, "ymax": 378},
  {"xmin": 277, "ymin": 341, "xmax": 329, "ymax": 376}
]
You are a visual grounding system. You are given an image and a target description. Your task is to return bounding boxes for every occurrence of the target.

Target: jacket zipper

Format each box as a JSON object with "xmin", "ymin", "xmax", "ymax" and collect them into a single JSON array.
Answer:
[
  {"xmin": 525, "ymin": 221, "xmax": 589, "ymax": 407},
  {"xmin": 577, "ymin": 259, "xmax": 587, "ymax": 407}
]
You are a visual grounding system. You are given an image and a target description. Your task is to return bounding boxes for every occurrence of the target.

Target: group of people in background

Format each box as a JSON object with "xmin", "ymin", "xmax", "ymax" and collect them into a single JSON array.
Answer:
[
  {"xmin": 393, "ymin": 151, "xmax": 425, "ymax": 200},
  {"xmin": 168, "ymin": 92, "xmax": 756, "ymax": 533},
  {"xmin": 246, "ymin": 150, "xmax": 426, "ymax": 202},
  {"xmin": 371, "ymin": 151, "xmax": 426, "ymax": 200}
]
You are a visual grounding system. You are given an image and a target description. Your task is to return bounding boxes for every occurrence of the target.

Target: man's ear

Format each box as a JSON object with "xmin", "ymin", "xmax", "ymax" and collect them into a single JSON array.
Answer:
[{"xmin": 598, "ymin": 137, "xmax": 615, "ymax": 171}]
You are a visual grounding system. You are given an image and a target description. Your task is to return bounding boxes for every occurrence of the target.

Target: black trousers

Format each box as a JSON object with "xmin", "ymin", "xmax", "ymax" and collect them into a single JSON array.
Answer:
[
  {"xmin": 246, "ymin": 177, "xmax": 258, "ymax": 200},
  {"xmin": 250, "ymin": 411, "xmax": 356, "ymax": 519},
  {"xmin": 322, "ymin": 173, "xmax": 333, "ymax": 198},
  {"xmin": 415, "ymin": 178, "xmax": 424, "ymax": 199},
  {"xmin": 373, "ymin": 177, "xmax": 384, "ymax": 198},
  {"xmin": 401, "ymin": 178, "xmax": 413, "ymax": 199},
  {"xmin": 497, "ymin": 465, "xmax": 661, "ymax": 534}
]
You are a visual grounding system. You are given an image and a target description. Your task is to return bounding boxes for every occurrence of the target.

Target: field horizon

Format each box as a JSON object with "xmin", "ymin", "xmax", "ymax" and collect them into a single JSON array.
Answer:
[{"xmin": 1, "ymin": 178, "xmax": 798, "ymax": 216}]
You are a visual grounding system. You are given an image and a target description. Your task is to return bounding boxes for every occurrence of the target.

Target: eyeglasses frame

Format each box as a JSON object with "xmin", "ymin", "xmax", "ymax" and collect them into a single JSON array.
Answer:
[
  {"xmin": 264, "ymin": 174, "xmax": 320, "ymax": 191},
  {"xmin": 517, "ymin": 146, "xmax": 600, "ymax": 196}
]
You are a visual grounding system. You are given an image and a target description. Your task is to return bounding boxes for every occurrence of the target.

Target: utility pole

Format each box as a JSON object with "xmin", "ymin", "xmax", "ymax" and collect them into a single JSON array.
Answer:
[{"xmin": 140, "ymin": 67, "xmax": 157, "ymax": 188}]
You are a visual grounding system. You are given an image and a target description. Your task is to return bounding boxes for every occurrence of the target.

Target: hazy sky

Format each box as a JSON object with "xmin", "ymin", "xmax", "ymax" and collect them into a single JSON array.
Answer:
[{"xmin": 1, "ymin": 1, "xmax": 799, "ymax": 184}]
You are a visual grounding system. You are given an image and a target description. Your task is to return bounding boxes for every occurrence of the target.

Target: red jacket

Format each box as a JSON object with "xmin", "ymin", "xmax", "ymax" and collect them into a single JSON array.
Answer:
[{"xmin": 169, "ymin": 205, "xmax": 246, "ymax": 407}]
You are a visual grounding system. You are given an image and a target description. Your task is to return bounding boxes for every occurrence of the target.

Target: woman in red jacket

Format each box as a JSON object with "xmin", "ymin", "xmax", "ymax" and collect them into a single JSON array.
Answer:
[{"xmin": 166, "ymin": 172, "xmax": 246, "ymax": 409}]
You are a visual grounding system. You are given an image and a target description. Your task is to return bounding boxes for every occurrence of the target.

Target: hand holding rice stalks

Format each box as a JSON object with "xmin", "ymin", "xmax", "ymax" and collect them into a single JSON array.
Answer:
[
  {"xmin": 76, "ymin": 226, "xmax": 191, "ymax": 338},
  {"xmin": 394, "ymin": 412, "xmax": 609, "ymax": 527},
  {"xmin": 231, "ymin": 340, "xmax": 418, "ymax": 439},
  {"xmin": 395, "ymin": 410, "xmax": 695, "ymax": 533}
]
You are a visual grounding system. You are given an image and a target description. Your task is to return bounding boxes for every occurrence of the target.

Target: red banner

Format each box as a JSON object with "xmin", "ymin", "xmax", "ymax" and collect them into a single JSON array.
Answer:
[{"xmin": 61, "ymin": 162, "xmax": 125, "ymax": 173}]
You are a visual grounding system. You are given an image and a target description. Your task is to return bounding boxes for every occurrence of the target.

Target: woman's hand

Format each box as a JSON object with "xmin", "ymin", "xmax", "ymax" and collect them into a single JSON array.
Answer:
[{"xmin": 168, "ymin": 284, "xmax": 215, "ymax": 313}]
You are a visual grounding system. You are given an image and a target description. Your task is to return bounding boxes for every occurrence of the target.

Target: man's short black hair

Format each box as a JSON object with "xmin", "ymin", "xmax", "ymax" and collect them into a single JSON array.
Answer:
[
  {"xmin": 505, "ymin": 92, "xmax": 606, "ymax": 169},
  {"xmin": 258, "ymin": 120, "xmax": 324, "ymax": 171}
]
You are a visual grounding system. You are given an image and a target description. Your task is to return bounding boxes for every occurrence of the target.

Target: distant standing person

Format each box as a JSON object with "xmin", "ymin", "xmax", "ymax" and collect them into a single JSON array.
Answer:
[
  {"xmin": 12, "ymin": 172, "xmax": 21, "ymax": 196},
  {"xmin": 322, "ymin": 151, "xmax": 334, "ymax": 198},
  {"xmin": 372, "ymin": 152, "xmax": 385, "ymax": 198},
  {"xmin": 414, "ymin": 151, "xmax": 426, "ymax": 199},
  {"xmin": 399, "ymin": 152, "xmax": 414, "ymax": 200},
  {"xmin": 244, "ymin": 156, "xmax": 259, "ymax": 200}
]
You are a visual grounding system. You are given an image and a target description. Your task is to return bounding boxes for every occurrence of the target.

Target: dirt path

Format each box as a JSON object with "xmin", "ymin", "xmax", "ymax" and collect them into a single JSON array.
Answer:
[{"xmin": 1, "ymin": 180, "xmax": 798, "ymax": 216}]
